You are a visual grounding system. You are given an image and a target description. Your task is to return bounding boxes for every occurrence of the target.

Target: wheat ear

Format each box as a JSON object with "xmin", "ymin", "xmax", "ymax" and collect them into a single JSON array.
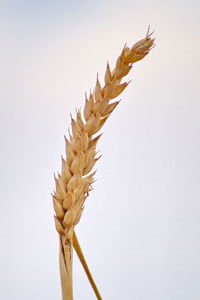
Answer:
[{"xmin": 53, "ymin": 29, "xmax": 154, "ymax": 300}]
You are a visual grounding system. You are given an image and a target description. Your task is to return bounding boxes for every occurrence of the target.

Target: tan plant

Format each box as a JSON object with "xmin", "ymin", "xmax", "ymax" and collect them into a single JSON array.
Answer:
[{"xmin": 53, "ymin": 29, "xmax": 155, "ymax": 300}]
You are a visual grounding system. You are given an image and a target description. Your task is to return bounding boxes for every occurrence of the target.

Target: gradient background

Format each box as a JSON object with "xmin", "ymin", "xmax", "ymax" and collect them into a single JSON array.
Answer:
[{"xmin": 1, "ymin": 0, "xmax": 200, "ymax": 299}]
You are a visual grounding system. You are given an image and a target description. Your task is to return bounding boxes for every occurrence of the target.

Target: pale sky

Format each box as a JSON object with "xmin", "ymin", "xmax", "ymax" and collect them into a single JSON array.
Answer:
[{"xmin": 0, "ymin": 0, "xmax": 200, "ymax": 299}]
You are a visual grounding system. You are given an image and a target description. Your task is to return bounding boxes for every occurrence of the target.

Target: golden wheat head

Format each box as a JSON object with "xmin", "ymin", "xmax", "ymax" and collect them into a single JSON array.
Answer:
[
  {"xmin": 53, "ymin": 30, "xmax": 154, "ymax": 242},
  {"xmin": 53, "ymin": 28, "xmax": 154, "ymax": 300}
]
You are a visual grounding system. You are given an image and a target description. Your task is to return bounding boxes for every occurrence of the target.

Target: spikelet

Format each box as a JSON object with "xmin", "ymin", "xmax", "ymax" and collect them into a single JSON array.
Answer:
[{"xmin": 53, "ymin": 30, "xmax": 154, "ymax": 300}]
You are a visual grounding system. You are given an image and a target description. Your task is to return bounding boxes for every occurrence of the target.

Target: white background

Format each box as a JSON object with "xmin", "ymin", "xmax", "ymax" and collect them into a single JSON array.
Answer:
[{"xmin": 0, "ymin": 0, "xmax": 200, "ymax": 299}]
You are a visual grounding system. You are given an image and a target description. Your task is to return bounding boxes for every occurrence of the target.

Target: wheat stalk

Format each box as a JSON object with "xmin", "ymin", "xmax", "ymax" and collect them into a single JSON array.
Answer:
[
  {"xmin": 53, "ymin": 29, "xmax": 154, "ymax": 300},
  {"xmin": 73, "ymin": 232, "xmax": 102, "ymax": 299}
]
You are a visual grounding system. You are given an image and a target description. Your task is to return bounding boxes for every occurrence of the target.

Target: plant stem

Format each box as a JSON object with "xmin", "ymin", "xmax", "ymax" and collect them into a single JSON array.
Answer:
[
  {"xmin": 73, "ymin": 231, "xmax": 103, "ymax": 300},
  {"xmin": 59, "ymin": 236, "xmax": 73, "ymax": 300}
]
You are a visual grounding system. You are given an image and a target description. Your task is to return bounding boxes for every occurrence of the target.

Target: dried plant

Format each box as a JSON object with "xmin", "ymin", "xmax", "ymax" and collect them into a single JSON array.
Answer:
[{"xmin": 53, "ymin": 29, "xmax": 155, "ymax": 300}]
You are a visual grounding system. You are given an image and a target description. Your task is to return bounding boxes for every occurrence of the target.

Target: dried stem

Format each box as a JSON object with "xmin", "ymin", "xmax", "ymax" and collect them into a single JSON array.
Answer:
[
  {"xmin": 59, "ymin": 237, "xmax": 73, "ymax": 300},
  {"xmin": 73, "ymin": 231, "xmax": 102, "ymax": 300}
]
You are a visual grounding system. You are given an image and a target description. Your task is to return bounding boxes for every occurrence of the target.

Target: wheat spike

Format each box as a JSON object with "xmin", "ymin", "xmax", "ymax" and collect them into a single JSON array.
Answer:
[{"xmin": 53, "ymin": 29, "xmax": 154, "ymax": 300}]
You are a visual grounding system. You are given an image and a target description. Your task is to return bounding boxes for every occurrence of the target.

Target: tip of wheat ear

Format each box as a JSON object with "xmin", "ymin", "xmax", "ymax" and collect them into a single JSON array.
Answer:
[{"xmin": 53, "ymin": 31, "xmax": 154, "ymax": 240}]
